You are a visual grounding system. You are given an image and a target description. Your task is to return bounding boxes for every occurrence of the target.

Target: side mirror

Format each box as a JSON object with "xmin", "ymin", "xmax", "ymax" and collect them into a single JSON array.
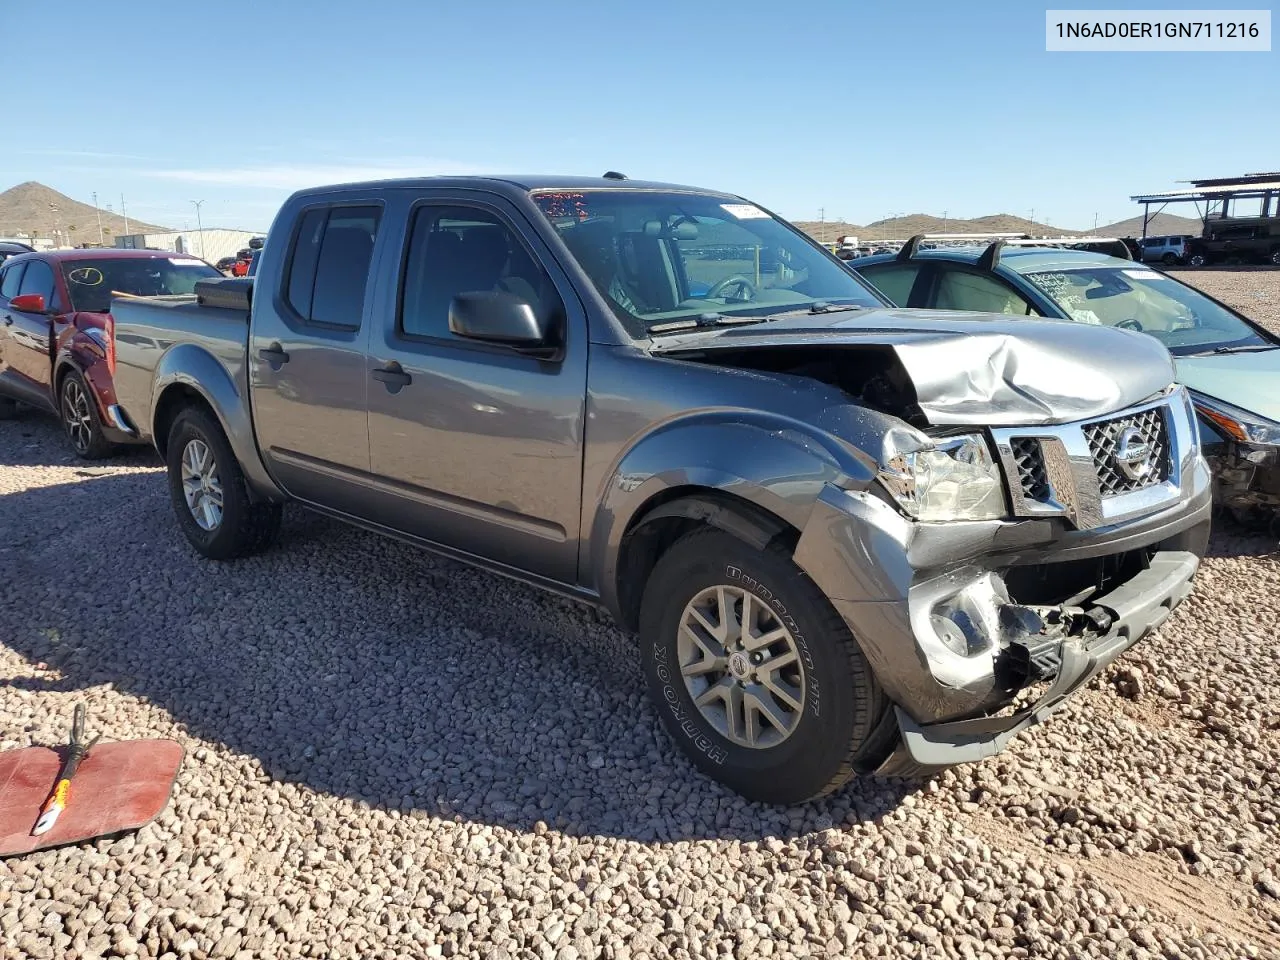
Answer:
[
  {"xmin": 449, "ymin": 291, "xmax": 557, "ymax": 356},
  {"xmin": 9, "ymin": 293, "xmax": 46, "ymax": 313}
]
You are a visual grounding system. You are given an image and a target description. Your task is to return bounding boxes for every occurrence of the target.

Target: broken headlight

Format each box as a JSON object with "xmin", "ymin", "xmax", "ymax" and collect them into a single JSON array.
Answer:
[
  {"xmin": 1194, "ymin": 392, "xmax": 1280, "ymax": 445},
  {"xmin": 879, "ymin": 433, "xmax": 1007, "ymax": 522}
]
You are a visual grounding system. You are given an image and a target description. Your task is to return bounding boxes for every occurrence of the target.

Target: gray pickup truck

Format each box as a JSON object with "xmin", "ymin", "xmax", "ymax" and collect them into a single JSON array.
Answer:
[{"xmin": 109, "ymin": 174, "xmax": 1212, "ymax": 804}]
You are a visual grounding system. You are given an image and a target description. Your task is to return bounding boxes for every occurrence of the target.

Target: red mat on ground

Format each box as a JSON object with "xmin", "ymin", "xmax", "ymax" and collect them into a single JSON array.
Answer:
[{"xmin": 0, "ymin": 740, "xmax": 183, "ymax": 857}]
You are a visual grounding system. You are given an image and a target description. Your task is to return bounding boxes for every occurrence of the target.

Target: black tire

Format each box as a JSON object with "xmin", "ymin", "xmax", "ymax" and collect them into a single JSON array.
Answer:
[
  {"xmin": 60, "ymin": 369, "xmax": 114, "ymax": 459},
  {"xmin": 1189, "ymin": 254, "xmax": 1209, "ymax": 267},
  {"xmin": 1270, "ymin": 249, "xmax": 1280, "ymax": 266},
  {"xmin": 1162, "ymin": 252, "xmax": 1177, "ymax": 265},
  {"xmin": 0, "ymin": 397, "xmax": 17, "ymax": 420},
  {"xmin": 639, "ymin": 528, "xmax": 888, "ymax": 804},
  {"xmin": 166, "ymin": 407, "xmax": 282, "ymax": 560}
]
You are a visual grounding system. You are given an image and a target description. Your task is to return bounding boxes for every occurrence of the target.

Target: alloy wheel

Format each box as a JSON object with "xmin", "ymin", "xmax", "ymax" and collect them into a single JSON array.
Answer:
[
  {"xmin": 676, "ymin": 584, "xmax": 806, "ymax": 749},
  {"xmin": 180, "ymin": 438, "xmax": 224, "ymax": 531},
  {"xmin": 61, "ymin": 378, "xmax": 94, "ymax": 453}
]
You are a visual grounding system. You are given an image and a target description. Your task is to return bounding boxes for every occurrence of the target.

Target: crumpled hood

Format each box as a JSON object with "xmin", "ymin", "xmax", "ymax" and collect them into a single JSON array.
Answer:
[
  {"xmin": 1175, "ymin": 348, "xmax": 1280, "ymax": 424},
  {"xmin": 652, "ymin": 307, "xmax": 1175, "ymax": 426}
]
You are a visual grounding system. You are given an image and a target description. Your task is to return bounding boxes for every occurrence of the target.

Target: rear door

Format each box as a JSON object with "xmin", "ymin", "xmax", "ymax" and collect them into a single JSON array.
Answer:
[
  {"xmin": 248, "ymin": 202, "xmax": 383, "ymax": 514},
  {"xmin": 5, "ymin": 259, "xmax": 60, "ymax": 408},
  {"xmin": 362, "ymin": 192, "xmax": 588, "ymax": 583}
]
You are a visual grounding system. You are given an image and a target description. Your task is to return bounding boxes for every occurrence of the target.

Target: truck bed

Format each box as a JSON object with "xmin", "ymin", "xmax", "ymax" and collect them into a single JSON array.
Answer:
[{"xmin": 110, "ymin": 284, "xmax": 253, "ymax": 446}]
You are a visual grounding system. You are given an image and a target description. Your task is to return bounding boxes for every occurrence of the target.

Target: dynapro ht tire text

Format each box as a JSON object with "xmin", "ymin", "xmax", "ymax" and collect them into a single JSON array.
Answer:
[
  {"xmin": 166, "ymin": 407, "xmax": 282, "ymax": 561},
  {"xmin": 639, "ymin": 528, "xmax": 887, "ymax": 804}
]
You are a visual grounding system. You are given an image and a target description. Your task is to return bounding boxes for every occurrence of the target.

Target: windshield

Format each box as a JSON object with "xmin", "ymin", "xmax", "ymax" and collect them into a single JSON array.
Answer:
[
  {"xmin": 531, "ymin": 190, "xmax": 884, "ymax": 336},
  {"xmin": 1021, "ymin": 265, "xmax": 1272, "ymax": 356},
  {"xmin": 61, "ymin": 257, "xmax": 221, "ymax": 313}
]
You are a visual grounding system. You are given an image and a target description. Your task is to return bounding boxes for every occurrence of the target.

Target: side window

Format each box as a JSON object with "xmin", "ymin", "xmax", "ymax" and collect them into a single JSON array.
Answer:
[
  {"xmin": 856, "ymin": 263, "xmax": 921, "ymax": 306},
  {"xmin": 934, "ymin": 268, "xmax": 1036, "ymax": 316},
  {"xmin": 399, "ymin": 205, "xmax": 560, "ymax": 341},
  {"xmin": 17, "ymin": 260, "xmax": 56, "ymax": 306},
  {"xmin": 0, "ymin": 263, "xmax": 25, "ymax": 300},
  {"xmin": 284, "ymin": 205, "xmax": 380, "ymax": 329}
]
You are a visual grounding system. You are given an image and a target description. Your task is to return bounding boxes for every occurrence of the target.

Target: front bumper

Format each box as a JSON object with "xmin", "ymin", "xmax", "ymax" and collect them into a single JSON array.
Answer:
[
  {"xmin": 881, "ymin": 550, "xmax": 1196, "ymax": 773},
  {"xmin": 793, "ymin": 450, "xmax": 1212, "ymax": 771}
]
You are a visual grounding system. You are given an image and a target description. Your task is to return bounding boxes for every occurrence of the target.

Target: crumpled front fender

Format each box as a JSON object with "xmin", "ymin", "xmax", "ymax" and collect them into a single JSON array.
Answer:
[{"xmin": 587, "ymin": 412, "xmax": 878, "ymax": 618}]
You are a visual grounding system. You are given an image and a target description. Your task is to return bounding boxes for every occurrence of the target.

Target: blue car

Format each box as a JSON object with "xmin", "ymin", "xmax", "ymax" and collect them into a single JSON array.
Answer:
[{"xmin": 854, "ymin": 238, "xmax": 1280, "ymax": 523}]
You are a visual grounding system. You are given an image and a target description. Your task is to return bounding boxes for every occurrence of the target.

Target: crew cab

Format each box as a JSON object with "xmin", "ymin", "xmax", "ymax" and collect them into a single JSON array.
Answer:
[
  {"xmin": 108, "ymin": 175, "xmax": 1212, "ymax": 803},
  {"xmin": 0, "ymin": 249, "xmax": 221, "ymax": 457}
]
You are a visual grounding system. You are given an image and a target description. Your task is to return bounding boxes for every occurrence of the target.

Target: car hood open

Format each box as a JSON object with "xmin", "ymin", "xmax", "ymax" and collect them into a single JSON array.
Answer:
[
  {"xmin": 1176, "ymin": 348, "xmax": 1280, "ymax": 424},
  {"xmin": 651, "ymin": 307, "xmax": 1175, "ymax": 426}
]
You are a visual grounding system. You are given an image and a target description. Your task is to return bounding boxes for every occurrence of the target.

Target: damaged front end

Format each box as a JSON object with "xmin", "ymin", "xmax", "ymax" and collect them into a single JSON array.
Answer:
[{"xmin": 793, "ymin": 383, "xmax": 1213, "ymax": 774}]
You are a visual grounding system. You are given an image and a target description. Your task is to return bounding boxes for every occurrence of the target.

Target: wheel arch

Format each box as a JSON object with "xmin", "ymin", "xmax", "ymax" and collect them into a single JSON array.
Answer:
[
  {"xmin": 150, "ymin": 344, "xmax": 282, "ymax": 501},
  {"xmin": 611, "ymin": 487, "xmax": 799, "ymax": 632}
]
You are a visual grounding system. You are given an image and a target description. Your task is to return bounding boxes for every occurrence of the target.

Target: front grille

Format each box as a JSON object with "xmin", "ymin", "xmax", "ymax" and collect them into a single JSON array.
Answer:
[
  {"xmin": 1011, "ymin": 438, "xmax": 1051, "ymax": 502},
  {"xmin": 1083, "ymin": 407, "xmax": 1170, "ymax": 496}
]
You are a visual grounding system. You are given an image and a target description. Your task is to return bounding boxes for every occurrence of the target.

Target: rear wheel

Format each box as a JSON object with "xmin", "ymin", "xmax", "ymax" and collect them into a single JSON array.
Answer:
[
  {"xmin": 1189, "ymin": 253, "xmax": 1210, "ymax": 267},
  {"xmin": 1270, "ymin": 249, "xmax": 1280, "ymax": 266},
  {"xmin": 639, "ymin": 528, "xmax": 888, "ymax": 804},
  {"xmin": 166, "ymin": 407, "xmax": 281, "ymax": 560},
  {"xmin": 60, "ymin": 370, "xmax": 114, "ymax": 459},
  {"xmin": 1162, "ymin": 252, "xmax": 1177, "ymax": 265}
]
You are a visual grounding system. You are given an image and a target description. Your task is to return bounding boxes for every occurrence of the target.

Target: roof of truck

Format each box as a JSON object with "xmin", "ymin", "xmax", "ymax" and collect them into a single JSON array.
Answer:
[{"xmin": 289, "ymin": 174, "xmax": 738, "ymax": 198}]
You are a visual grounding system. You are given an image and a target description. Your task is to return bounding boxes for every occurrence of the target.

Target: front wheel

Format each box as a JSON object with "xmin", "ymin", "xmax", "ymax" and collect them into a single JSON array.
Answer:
[
  {"xmin": 1269, "ymin": 249, "xmax": 1280, "ymax": 266},
  {"xmin": 1189, "ymin": 253, "xmax": 1210, "ymax": 267},
  {"xmin": 639, "ymin": 528, "xmax": 888, "ymax": 804},
  {"xmin": 61, "ymin": 370, "xmax": 114, "ymax": 459},
  {"xmin": 166, "ymin": 407, "xmax": 282, "ymax": 560}
]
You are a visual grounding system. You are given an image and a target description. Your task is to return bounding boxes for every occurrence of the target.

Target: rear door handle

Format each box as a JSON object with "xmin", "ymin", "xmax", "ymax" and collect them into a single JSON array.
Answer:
[
  {"xmin": 3, "ymin": 315, "xmax": 11, "ymax": 326},
  {"xmin": 257, "ymin": 343, "xmax": 289, "ymax": 368},
  {"xmin": 371, "ymin": 364, "xmax": 412, "ymax": 392}
]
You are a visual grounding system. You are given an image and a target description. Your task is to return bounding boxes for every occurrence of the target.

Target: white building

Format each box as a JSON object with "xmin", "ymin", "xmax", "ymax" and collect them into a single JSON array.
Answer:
[{"xmin": 115, "ymin": 228, "xmax": 266, "ymax": 264}]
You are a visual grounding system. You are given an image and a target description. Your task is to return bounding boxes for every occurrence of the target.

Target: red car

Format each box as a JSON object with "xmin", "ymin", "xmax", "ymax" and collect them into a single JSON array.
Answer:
[{"xmin": 0, "ymin": 249, "xmax": 221, "ymax": 457}]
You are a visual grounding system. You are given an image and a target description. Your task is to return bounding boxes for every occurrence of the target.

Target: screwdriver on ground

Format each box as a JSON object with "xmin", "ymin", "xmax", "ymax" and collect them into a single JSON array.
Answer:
[{"xmin": 31, "ymin": 704, "xmax": 101, "ymax": 837}]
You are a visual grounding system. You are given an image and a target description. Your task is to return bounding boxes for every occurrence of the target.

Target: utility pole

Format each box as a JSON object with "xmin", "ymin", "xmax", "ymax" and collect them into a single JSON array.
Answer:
[
  {"xmin": 819, "ymin": 207, "xmax": 825, "ymax": 244},
  {"xmin": 49, "ymin": 203, "xmax": 61, "ymax": 248},
  {"xmin": 93, "ymin": 192, "xmax": 104, "ymax": 244},
  {"xmin": 191, "ymin": 200, "xmax": 206, "ymax": 259},
  {"xmin": 121, "ymin": 194, "xmax": 130, "ymax": 236},
  {"xmin": 1093, "ymin": 212, "xmax": 1099, "ymax": 231},
  {"xmin": 942, "ymin": 209, "xmax": 949, "ymax": 232}
]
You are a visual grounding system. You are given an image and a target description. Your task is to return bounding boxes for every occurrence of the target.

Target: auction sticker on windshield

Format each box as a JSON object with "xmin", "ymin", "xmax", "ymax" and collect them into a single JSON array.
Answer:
[
  {"xmin": 1123, "ymin": 269, "xmax": 1163, "ymax": 280},
  {"xmin": 720, "ymin": 204, "xmax": 770, "ymax": 220}
]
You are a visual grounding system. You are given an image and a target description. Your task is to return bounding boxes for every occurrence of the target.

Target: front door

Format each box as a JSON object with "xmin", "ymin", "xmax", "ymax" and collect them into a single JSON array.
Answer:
[
  {"xmin": 1, "ymin": 259, "xmax": 59, "ymax": 410},
  {"xmin": 248, "ymin": 203, "xmax": 382, "ymax": 513},
  {"xmin": 364, "ymin": 195, "xmax": 588, "ymax": 584}
]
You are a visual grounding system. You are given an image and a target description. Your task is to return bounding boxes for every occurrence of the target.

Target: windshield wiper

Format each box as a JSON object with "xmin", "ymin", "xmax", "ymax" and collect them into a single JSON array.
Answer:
[
  {"xmin": 646, "ymin": 313, "xmax": 769, "ymax": 335},
  {"xmin": 646, "ymin": 300, "xmax": 866, "ymax": 336},
  {"xmin": 1182, "ymin": 343, "xmax": 1279, "ymax": 357}
]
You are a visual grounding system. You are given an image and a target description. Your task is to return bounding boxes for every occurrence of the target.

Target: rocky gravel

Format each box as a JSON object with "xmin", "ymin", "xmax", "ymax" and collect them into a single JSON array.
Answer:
[{"xmin": 2, "ymin": 269, "xmax": 1279, "ymax": 959}]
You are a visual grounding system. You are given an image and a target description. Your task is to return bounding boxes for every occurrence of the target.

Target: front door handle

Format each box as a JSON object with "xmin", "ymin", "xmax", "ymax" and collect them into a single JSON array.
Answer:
[
  {"xmin": 371, "ymin": 363, "xmax": 412, "ymax": 392},
  {"xmin": 257, "ymin": 343, "xmax": 289, "ymax": 369}
]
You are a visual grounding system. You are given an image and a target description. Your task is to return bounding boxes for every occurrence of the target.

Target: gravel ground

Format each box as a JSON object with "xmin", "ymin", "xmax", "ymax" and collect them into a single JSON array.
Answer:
[{"xmin": 2, "ymin": 269, "xmax": 1279, "ymax": 959}]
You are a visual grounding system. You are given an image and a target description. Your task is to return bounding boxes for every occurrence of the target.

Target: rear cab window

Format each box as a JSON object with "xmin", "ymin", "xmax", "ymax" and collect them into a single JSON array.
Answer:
[{"xmin": 284, "ymin": 205, "xmax": 382, "ymax": 330}]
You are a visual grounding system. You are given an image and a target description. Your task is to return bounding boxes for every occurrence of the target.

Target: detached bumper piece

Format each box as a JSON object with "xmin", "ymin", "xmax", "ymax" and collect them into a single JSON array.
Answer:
[{"xmin": 876, "ymin": 550, "xmax": 1198, "ymax": 776}]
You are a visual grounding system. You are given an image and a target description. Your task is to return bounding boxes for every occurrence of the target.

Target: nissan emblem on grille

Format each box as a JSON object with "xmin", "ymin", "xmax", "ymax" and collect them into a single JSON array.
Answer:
[
  {"xmin": 1083, "ymin": 407, "xmax": 1170, "ymax": 497},
  {"xmin": 1114, "ymin": 425, "xmax": 1154, "ymax": 481}
]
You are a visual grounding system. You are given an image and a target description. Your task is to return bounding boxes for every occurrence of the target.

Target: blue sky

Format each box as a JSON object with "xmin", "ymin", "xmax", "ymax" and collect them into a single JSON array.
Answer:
[{"xmin": 4, "ymin": 1, "xmax": 1275, "ymax": 232}]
